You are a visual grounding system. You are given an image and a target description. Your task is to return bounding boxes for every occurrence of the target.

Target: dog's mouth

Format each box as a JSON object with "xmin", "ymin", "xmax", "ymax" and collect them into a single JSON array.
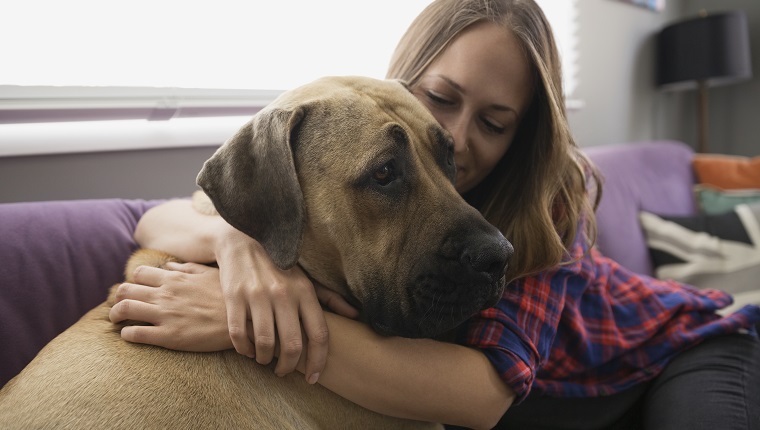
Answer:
[
  {"xmin": 346, "ymin": 222, "xmax": 512, "ymax": 339},
  {"xmin": 363, "ymin": 273, "xmax": 506, "ymax": 339},
  {"xmin": 357, "ymin": 233, "xmax": 511, "ymax": 339}
]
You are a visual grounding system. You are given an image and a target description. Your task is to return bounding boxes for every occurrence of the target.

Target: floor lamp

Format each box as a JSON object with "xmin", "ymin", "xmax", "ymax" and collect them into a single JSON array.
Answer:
[{"xmin": 656, "ymin": 10, "xmax": 753, "ymax": 153}]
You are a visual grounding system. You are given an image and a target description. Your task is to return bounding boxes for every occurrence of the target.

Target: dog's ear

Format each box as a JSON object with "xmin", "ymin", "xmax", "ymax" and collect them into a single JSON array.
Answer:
[{"xmin": 196, "ymin": 108, "xmax": 305, "ymax": 269}]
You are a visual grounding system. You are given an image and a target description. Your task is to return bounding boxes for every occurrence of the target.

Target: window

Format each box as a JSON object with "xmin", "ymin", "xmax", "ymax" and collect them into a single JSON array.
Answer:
[
  {"xmin": 0, "ymin": 1, "xmax": 579, "ymax": 155},
  {"xmin": 536, "ymin": 0, "xmax": 579, "ymax": 99},
  {"xmin": 1, "ymin": 1, "xmax": 432, "ymax": 123}
]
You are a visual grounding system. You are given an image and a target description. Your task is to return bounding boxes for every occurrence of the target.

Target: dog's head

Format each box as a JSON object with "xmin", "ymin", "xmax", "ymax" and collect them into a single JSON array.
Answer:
[{"xmin": 197, "ymin": 76, "xmax": 512, "ymax": 338}]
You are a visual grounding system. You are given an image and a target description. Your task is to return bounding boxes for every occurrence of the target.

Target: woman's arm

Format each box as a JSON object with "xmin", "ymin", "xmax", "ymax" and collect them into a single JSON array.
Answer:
[
  {"xmin": 133, "ymin": 199, "xmax": 228, "ymax": 263},
  {"xmin": 129, "ymin": 199, "xmax": 329, "ymax": 383},
  {"xmin": 307, "ymin": 313, "xmax": 515, "ymax": 429}
]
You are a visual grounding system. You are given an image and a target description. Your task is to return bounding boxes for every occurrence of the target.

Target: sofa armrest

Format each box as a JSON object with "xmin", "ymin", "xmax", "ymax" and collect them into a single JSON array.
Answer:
[
  {"xmin": 0, "ymin": 198, "xmax": 162, "ymax": 387},
  {"xmin": 584, "ymin": 141, "xmax": 697, "ymax": 276}
]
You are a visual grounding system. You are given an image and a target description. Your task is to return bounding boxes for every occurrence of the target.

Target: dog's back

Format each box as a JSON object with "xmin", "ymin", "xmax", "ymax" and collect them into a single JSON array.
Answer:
[{"xmin": 0, "ymin": 284, "xmax": 440, "ymax": 429}]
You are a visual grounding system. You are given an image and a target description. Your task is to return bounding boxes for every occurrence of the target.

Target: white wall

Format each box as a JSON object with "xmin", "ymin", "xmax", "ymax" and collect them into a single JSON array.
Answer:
[{"xmin": 569, "ymin": 0, "xmax": 686, "ymax": 148}]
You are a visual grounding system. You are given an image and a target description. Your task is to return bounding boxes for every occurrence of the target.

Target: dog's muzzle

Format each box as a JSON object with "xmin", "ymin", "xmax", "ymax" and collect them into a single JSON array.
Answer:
[{"xmin": 369, "ymin": 220, "xmax": 513, "ymax": 338}]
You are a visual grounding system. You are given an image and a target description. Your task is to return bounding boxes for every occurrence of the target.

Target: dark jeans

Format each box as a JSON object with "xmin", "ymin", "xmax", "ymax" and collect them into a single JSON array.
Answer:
[{"xmin": 488, "ymin": 333, "xmax": 760, "ymax": 430}]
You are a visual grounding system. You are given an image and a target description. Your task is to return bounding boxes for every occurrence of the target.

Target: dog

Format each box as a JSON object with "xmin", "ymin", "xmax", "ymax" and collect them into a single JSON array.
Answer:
[{"xmin": 0, "ymin": 76, "xmax": 513, "ymax": 429}]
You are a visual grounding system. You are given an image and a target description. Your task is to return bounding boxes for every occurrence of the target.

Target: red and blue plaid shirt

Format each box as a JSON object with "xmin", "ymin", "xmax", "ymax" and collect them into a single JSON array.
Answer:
[{"xmin": 457, "ymin": 224, "xmax": 760, "ymax": 403}]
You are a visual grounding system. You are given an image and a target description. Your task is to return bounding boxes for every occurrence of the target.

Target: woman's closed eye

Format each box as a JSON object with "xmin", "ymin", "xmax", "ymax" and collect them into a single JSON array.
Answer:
[
  {"xmin": 425, "ymin": 90, "xmax": 455, "ymax": 107},
  {"xmin": 481, "ymin": 116, "xmax": 506, "ymax": 135},
  {"xmin": 425, "ymin": 90, "xmax": 507, "ymax": 134}
]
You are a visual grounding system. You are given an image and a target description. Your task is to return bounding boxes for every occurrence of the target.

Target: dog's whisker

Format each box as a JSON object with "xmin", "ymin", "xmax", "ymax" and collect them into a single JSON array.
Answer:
[{"xmin": 419, "ymin": 290, "xmax": 440, "ymax": 334}]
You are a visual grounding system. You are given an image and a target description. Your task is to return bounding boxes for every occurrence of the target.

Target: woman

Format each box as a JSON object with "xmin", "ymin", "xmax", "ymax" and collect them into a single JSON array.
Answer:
[{"xmin": 110, "ymin": 1, "xmax": 760, "ymax": 428}]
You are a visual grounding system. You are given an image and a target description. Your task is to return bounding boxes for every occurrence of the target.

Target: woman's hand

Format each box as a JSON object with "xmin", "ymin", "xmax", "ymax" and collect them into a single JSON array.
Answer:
[
  {"xmin": 213, "ymin": 231, "xmax": 330, "ymax": 383},
  {"xmin": 109, "ymin": 262, "xmax": 232, "ymax": 352},
  {"xmin": 109, "ymin": 244, "xmax": 331, "ymax": 384}
]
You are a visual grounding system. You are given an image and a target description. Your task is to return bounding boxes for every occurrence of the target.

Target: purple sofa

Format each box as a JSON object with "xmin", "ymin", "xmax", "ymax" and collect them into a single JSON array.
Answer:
[
  {"xmin": 584, "ymin": 140, "xmax": 697, "ymax": 276},
  {"xmin": 0, "ymin": 140, "xmax": 697, "ymax": 388},
  {"xmin": 0, "ymin": 199, "xmax": 163, "ymax": 386}
]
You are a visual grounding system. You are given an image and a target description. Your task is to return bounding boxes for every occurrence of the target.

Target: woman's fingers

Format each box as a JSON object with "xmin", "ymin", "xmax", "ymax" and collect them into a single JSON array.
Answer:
[
  {"xmin": 226, "ymin": 297, "xmax": 256, "ymax": 359},
  {"xmin": 131, "ymin": 265, "xmax": 170, "ymax": 287},
  {"xmin": 272, "ymin": 296, "xmax": 304, "ymax": 377},
  {"xmin": 119, "ymin": 325, "xmax": 172, "ymax": 348},
  {"xmin": 299, "ymin": 294, "xmax": 330, "ymax": 384},
  {"xmin": 109, "ymin": 298, "xmax": 160, "ymax": 325},
  {"xmin": 164, "ymin": 261, "xmax": 209, "ymax": 275},
  {"xmin": 251, "ymin": 299, "xmax": 276, "ymax": 365},
  {"xmin": 129, "ymin": 262, "xmax": 209, "ymax": 289},
  {"xmin": 112, "ymin": 282, "xmax": 159, "ymax": 304},
  {"xmin": 315, "ymin": 284, "xmax": 360, "ymax": 319}
]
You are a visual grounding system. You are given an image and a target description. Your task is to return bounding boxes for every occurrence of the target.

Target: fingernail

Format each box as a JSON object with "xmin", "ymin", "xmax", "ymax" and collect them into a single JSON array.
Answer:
[{"xmin": 307, "ymin": 373, "xmax": 320, "ymax": 385}]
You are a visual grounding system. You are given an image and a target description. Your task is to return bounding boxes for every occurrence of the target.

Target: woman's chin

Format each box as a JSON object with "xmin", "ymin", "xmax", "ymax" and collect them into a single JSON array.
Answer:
[{"xmin": 455, "ymin": 176, "xmax": 472, "ymax": 194}]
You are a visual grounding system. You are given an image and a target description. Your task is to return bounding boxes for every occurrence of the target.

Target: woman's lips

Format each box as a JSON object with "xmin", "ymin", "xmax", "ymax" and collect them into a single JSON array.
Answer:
[{"xmin": 454, "ymin": 165, "xmax": 465, "ymax": 188}]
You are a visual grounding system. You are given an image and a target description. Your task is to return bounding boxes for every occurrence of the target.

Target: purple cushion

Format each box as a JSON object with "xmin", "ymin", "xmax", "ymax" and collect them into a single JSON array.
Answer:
[
  {"xmin": 584, "ymin": 141, "xmax": 697, "ymax": 276},
  {"xmin": 0, "ymin": 198, "xmax": 161, "ymax": 387}
]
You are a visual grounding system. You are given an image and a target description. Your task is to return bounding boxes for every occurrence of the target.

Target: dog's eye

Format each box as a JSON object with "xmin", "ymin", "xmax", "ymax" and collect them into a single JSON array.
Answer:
[{"xmin": 373, "ymin": 162, "xmax": 397, "ymax": 186}]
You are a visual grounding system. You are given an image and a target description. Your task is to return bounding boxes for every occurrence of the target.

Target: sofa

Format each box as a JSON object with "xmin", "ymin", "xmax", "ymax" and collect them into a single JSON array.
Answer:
[{"xmin": 0, "ymin": 139, "xmax": 742, "ymax": 388}]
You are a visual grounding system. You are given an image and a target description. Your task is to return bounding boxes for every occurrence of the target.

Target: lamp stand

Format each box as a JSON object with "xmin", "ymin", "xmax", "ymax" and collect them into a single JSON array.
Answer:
[{"xmin": 697, "ymin": 80, "xmax": 709, "ymax": 153}]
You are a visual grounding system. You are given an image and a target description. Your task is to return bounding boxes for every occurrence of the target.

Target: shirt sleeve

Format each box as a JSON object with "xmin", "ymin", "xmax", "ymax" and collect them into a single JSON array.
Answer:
[{"xmin": 457, "ymin": 254, "xmax": 581, "ymax": 403}]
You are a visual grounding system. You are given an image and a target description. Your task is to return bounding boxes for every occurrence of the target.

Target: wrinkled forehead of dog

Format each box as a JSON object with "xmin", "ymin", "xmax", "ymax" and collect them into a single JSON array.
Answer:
[
  {"xmin": 271, "ymin": 76, "xmax": 454, "ymax": 166},
  {"xmin": 277, "ymin": 75, "xmax": 434, "ymax": 124}
]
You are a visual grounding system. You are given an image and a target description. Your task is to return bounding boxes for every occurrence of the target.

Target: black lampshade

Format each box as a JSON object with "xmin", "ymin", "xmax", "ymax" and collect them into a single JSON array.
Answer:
[{"xmin": 656, "ymin": 10, "xmax": 752, "ymax": 91}]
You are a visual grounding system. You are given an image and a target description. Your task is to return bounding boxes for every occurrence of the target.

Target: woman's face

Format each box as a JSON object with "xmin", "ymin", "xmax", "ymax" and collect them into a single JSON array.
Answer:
[{"xmin": 411, "ymin": 22, "xmax": 533, "ymax": 193}]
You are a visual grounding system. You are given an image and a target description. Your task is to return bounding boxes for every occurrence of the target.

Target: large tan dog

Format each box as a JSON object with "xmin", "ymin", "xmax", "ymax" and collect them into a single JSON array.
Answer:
[{"xmin": 0, "ymin": 76, "xmax": 513, "ymax": 429}]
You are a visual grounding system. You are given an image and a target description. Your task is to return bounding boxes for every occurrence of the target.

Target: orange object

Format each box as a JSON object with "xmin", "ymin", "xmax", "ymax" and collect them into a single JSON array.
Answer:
[{"xmin": 692, "ymin": 154, "xmax": 760, "ymax": 190}]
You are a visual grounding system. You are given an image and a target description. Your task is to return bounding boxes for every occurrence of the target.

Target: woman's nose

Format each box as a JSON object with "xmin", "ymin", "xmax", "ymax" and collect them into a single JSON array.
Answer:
[{"xmin": 445, "ymin": 117, "xmax": 470, "ymax": 155}]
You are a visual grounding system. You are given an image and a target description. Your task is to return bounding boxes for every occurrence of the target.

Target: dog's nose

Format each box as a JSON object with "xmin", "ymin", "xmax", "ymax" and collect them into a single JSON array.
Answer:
[{"xmin": 461, "ymin": 235, "xmax": 513, "ymax": 283}]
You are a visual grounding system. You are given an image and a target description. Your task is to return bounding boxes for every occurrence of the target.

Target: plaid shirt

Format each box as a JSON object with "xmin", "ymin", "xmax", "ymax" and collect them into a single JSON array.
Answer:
[{"xmin": 457, "ymin": 225, "xmax": 760, "ymax": 403}]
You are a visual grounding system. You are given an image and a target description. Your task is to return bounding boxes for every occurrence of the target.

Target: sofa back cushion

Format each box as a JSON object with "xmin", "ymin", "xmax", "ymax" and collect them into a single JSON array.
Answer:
[
  {"xmin": 583, "ymin": 141, "xmax": 697, "ymax": 276},
  {"xmin": 0, "ymin": 198, "xmax": 161, "ymax": 387}
]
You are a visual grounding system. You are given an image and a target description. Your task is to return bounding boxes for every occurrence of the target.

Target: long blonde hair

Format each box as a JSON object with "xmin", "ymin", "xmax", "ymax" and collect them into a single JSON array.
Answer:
[{"xmin": 387, "ymin": 0, "xmax": 601, "ymax": 281}]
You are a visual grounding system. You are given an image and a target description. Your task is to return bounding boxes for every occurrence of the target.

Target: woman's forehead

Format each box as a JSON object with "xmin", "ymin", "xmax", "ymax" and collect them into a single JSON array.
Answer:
[{"xmin": 424, "ymin": 22, "xmax": 533, "ymax": 115}]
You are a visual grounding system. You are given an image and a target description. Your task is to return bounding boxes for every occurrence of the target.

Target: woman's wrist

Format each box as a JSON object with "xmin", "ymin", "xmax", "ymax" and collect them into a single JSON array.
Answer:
[{"xmin": 211, "ymin": 220, "xmax": 265, "ymax": 262}]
